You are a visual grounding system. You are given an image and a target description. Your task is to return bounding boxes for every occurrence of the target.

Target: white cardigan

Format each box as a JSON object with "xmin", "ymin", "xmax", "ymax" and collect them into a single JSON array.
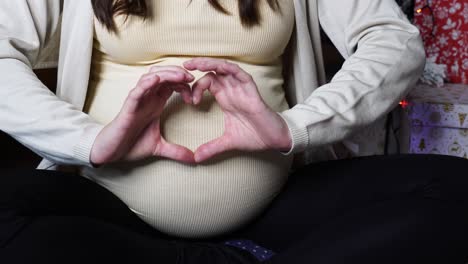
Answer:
[{"xmin": 0, "ymin": 0, "xmax": 425, "ymax": 170}]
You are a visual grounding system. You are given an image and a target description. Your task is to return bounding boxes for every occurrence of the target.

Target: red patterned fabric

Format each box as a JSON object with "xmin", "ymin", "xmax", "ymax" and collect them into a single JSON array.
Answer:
[{"xmin": 413, "ymin": 0, "xmax": 468, "ymax": 84}]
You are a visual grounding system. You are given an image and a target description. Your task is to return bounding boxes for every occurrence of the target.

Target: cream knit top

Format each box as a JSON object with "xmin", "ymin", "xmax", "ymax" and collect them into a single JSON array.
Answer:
[{"xmin": 81, "ymin": 0, "xmax": 295, "ymax": 238}]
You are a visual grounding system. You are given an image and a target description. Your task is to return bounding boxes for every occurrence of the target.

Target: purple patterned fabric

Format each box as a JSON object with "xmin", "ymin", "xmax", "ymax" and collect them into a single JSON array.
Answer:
[{"xmin": 224, "ymin": 239, "xmax": 275, "ymax": 262}]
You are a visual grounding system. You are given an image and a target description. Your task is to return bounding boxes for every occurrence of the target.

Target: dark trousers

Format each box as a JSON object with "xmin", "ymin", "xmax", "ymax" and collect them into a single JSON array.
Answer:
[{"xmin": 1, "ymin": 154, "xmax": 468, "ymax": 263}]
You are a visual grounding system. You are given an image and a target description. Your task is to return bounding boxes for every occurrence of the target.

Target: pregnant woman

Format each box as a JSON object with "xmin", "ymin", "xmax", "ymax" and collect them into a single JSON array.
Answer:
[
  {"xmin": 82, "ymin": 0, "xmax": 295, "ymax": 237},
  {"xmin": 1, "ymin": 0, "xmax": 468, "ymax": 263}
]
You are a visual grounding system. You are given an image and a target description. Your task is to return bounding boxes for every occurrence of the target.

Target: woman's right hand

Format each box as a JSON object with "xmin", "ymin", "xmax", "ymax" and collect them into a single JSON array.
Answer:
[{"xmin": 90, "ymin": 66, "xmax": 196, "ymax": 166}]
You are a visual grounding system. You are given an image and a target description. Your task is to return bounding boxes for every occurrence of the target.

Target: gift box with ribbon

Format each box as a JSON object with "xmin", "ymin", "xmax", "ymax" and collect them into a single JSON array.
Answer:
[{"xmin": 405, "ymin": 83, "xmax": 468, "ymax": 158}]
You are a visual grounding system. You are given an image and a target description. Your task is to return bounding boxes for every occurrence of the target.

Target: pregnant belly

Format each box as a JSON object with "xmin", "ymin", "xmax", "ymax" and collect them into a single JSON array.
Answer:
[
  {"xmin": 81, "ymin": 150, "xmax": 291, "ymax": 238},
  {"xmin": 82, "ymin": 95, "xmax": 292, "ymax": 238},
  {"xmin": 83, "ymin": 57, "xmax": 292, "ymax": 237}
]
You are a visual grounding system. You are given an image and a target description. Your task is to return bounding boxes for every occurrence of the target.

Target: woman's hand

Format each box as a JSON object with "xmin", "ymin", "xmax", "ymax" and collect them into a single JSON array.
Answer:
[
  {"xmin": 183, "ymin": 58, "xmax": 292, "ymax": 163},
  {"xmin": 90, "ymin": 66, "xmax": 196, "ymax": 166}
]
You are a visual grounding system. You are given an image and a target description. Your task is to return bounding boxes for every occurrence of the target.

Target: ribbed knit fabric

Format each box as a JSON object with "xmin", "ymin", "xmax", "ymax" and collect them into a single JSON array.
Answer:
[{"xmin": 81, "ymin": 0, "xmax": 295, "ymax": 238}]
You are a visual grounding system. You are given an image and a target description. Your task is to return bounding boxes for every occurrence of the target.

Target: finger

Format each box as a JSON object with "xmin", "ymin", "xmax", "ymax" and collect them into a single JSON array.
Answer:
[
  {"xmin": 159, "ymin": 83, "xmax": 192, "ymax": 104},
  {"xmin": 194, "ymin": 136, "xmax": 231, "ymax": 163},
  {"xmin": 151, "ymin": 70, "xmax": 193, "ymax": 84},
  {"xmin": 132, "ymin": 71, "xmax": 182, "ymax": 100},
  {"xmin": 171, "ymin": 83, "xmax": 192, "ymax": 104},
  {"xmin": 184, "ymin": 58, "xmax": 252, "ymax": 83},
  {"xmin": 155, "ymin": 138, "xmax": 195, "ymax": 164},
  {"xmin": 156, "ymin": 85, "xmax": 175, "ymax": 102},
  {"xmin": 183, "ymin": 58, "xmax": 230, "ymax": 75},
  {"xmin": 149, "ymin": 65, "xmax": 195, "ymax": 82},
  {"xmin": 220, "ymin": 62, "xmax": 253, "ymax": 84},
  {"xmin": 191, "ymin": 72, "xmax": 217, "ymax": 105},
  {"xmin": 130, "ymin": 75, "xmax": 161, "ymax": 100}
]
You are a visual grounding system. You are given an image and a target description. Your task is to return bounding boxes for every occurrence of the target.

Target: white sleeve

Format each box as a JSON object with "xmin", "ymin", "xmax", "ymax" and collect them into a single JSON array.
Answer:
[
  {"xmin": 280, "ymin": 0, "xmax": 425, "ymax": 154},
  {"xmin": 0, "ymin": 0, "xmax": 103, "ymax": 167}
]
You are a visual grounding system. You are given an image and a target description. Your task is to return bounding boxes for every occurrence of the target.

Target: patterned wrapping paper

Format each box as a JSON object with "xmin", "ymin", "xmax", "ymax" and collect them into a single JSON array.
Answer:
[
  {"xmin": 406, "ymin": 83, "xmax": 468, "ymax": 158},
  {"xmin": 413, "ymin": 0, "xmax": 468, "ymax": 84},
  {"xmin": 409, "ymin": 125, "xmax": 468, "ymax": 157}
]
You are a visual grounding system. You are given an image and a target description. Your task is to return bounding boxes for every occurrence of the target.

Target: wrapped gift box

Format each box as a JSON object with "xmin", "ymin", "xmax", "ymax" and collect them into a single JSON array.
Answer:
[
  {"xmin": 405, "ymin": 83, "xmax": 468, "ymax": 158},
  {"xmin": 413, "ymin": 0, "xmax": 468, "ymax": 84}
]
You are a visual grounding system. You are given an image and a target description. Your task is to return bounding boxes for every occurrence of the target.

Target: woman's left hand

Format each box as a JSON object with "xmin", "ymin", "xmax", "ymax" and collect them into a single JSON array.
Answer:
[{"xmin": 183, "ymin": 58, "xmax": 292, "ymax": 163}]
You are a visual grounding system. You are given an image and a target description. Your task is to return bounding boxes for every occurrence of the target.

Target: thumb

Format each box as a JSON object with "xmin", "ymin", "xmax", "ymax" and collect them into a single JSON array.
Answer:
[
  {"xmin": 194, "ymin": 136, "xmax": 232, "ymax": 163},
  {"xmin": 155, "ymin": 138, "xmax": 195, "ymax": 164}
]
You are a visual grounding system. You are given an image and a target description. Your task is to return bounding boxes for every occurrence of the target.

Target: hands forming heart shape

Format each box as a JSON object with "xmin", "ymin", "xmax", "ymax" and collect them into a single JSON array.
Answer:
[{"xmin": 90, "ymin": 58, "xmax": 292, "ymax": 166}]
